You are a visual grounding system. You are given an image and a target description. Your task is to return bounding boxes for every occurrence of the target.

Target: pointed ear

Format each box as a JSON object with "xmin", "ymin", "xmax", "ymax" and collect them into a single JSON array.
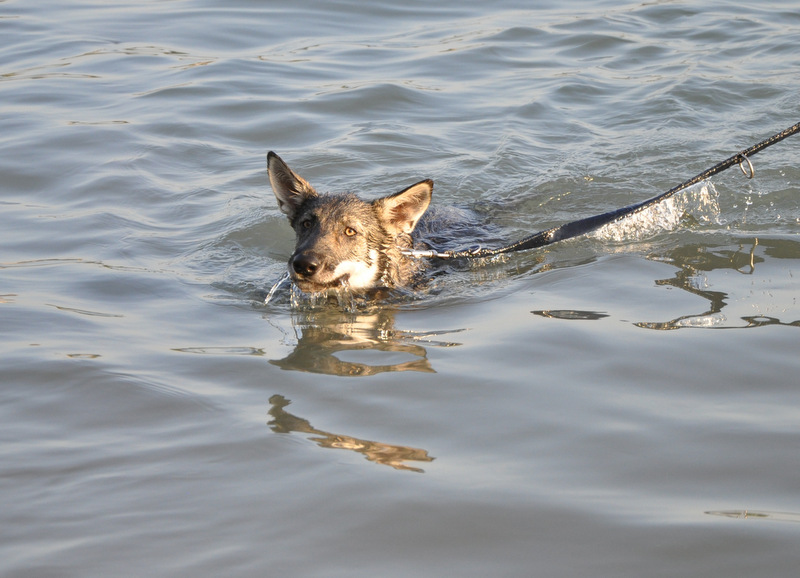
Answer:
[
  {"xmin": 374, "ymin": 179, "xmax": 433, "ymax": 235},
  {"xmin": 267, "ymin": 151, "xmax": 318, "ymax": 220}
]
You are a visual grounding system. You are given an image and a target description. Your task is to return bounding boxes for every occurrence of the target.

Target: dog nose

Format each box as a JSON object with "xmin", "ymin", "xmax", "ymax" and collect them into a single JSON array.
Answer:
[{"xmin": 291, "ymin": 253, "xmax": 319, "ymax": 277}]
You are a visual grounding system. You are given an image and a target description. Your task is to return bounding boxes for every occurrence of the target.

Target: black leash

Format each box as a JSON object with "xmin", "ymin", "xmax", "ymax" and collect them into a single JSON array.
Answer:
[{"xmin": 403, "ymin": 121, "xmax": 800, "ymax": 260}]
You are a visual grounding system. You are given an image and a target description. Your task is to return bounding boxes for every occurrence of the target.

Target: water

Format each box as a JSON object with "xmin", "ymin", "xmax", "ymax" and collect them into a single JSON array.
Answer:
[{"xmin": 2, "ymin": 0, "xmax": 799, "ymax": 576}]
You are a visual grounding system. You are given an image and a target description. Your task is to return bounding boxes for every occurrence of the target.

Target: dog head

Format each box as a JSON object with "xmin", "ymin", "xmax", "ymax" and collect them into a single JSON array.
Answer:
[{"xmin": 268, "ymin": 152, "xmax": 432, "ymax": 293}]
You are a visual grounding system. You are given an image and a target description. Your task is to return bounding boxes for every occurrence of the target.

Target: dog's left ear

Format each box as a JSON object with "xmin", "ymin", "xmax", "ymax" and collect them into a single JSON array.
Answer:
[{"xmin": 375, "ymin": 179, "xmax": 433, "ymax": 235}]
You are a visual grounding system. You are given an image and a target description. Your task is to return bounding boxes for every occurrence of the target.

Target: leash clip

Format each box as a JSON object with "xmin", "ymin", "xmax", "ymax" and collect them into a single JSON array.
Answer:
[{"xmin": 401, "ymin": 248, "xmax": 455, "ymax": 259}]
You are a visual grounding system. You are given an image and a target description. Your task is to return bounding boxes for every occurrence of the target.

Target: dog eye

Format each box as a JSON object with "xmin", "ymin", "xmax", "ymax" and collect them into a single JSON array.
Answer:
[
  {"xmin": 301, "ymin": 219, "xmax": 313, "ymax": 229},
  {"xmin": 344, "ymin": 226, "xmax": 357, "ymax": 237}
]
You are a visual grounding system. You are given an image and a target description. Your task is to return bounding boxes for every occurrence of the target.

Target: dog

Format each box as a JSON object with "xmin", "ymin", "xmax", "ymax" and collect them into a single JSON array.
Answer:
[{"xmin": 268, "ymin": 151, "xmax": 433, "ymax": 294}]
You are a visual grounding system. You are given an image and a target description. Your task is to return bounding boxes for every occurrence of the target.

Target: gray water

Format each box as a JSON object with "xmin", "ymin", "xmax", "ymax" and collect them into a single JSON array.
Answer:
[{"xmin": 2, "ymin": 1, "xmax": 799, "ymax": 576}]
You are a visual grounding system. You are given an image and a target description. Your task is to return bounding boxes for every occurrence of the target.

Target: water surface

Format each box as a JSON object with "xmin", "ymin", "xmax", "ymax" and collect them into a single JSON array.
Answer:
[{"xmin": 2, "ymin": 1, "xmax": 799, "ymax": 576}]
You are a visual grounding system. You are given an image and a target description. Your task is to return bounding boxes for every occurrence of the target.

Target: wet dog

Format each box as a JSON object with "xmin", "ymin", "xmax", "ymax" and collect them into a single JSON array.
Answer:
[{"xmin": 268, "ymin": 152, "xmax": 433, "ymax": 294}]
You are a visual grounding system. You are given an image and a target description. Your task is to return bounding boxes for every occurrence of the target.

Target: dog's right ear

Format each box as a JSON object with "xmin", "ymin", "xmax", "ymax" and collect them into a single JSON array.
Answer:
[{"xmin": 267, "ymin": 151, "xmax": 318, "ymax": 220}]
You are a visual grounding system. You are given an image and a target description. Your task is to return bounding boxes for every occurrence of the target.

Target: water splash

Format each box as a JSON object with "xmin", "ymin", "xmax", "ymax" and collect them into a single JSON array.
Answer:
[
  {"xmin": 264, "ymin": 271, "xmax": 291, "ymax": 304},
  {"xmin": 333, "ymin": 279, "xmax": 359, "ymax": 312},
  {"xmin": 277, "ymin": 277, "xmax": 367, "ymax": 313},
  {"xmin": 592, "ymin": 182, "xmax": 721, "ymax": 242}
]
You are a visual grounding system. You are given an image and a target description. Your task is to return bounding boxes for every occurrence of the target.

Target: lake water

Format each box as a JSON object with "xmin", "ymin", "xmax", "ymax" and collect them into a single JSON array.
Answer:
[{"xmin": 2, "ymin": 0, "xmax": 799, "ymax": 576}]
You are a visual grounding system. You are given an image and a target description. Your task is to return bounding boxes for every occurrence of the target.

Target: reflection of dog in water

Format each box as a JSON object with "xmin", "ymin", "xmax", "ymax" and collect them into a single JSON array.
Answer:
[
  {"xmin": 268, "ymin": 395, "xmax": 434, "ymax": 473},
  {"xmin": 270, "ymin": 307, "xmax": 465, "ymax": 377}
]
